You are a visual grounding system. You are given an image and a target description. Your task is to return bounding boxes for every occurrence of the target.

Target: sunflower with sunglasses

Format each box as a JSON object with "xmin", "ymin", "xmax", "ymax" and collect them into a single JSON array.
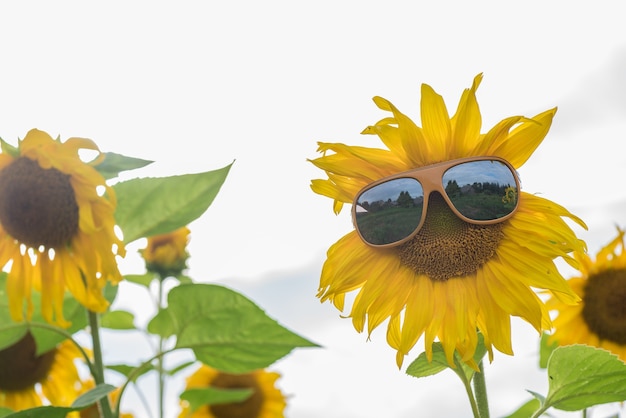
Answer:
[{"xmin": 310, "ymin": 74, "xmax": 587, "ymax": 368}]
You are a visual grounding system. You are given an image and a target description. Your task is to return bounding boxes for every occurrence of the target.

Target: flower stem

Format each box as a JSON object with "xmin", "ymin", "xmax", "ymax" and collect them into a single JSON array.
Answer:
[
  {"xmin": 88, "ymin": 309, "xmax": 115, "ymax": 418},
  {"xmin": 473, "ymin": 360, "xmax": 490, "ymax": 418},
  {"xmin": 116, "ymin": 348, "xmax": 177, "ymax": 416},
  {"xmin": 157, "ymin": 276, "xmax": 166, "ymax": 418},
  {"xmin": 453, "ymin": 355, "xmax": 480, "ymax": 418}
]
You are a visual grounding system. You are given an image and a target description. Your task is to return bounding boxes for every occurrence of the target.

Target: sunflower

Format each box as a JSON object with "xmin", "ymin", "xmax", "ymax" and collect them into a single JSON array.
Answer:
[
  {"xmin": 0, "ymin": 129, "xmax": 125, "ymax": 326},
  {"xmin": 0, "ymin": 332, "xmax": 86, "ymax": 411},
  {"xmin": 548, "ymin": 228, "xmax": 626, "ymax": 360},
  {"xmin": 309, "ymin": 74, "xmax": 587, "ymax": 368},
  {"xmin": 140, "ymin": 226, "xmax": 190, "ymax": 278},
  {"xmin": 178, "ymin": 365, "xmax": 286, "ymax": 418}
]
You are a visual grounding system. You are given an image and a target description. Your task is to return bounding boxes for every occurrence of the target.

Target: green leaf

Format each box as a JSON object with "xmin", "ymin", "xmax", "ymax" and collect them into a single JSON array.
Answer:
[
  {"xmin": 0, "ymin": 273, "xmax": 89, "ymax": 354},
  {"xmin": 124, "ymin": 273, "xmax": 155, "ymax": 288},
  {"xmin": 0, "ymin": 319, "xmax": 27, "ymax": 352},
  {"xmin": 0, "ymin": 137, "xmax": 19, "ymax": 157},
  {"xmin": 30, "ymin": 313, "xmax": 86, "ymax": 355},
  {"xmin": 544, "ymin": 344, "xmax": 626, "ymax": 411},
  {"xmin": 113, "ymin": 162, "xmax": 233, "ymax": 244},
  {"xmin": 29, "ymin": 282, "xmax": 118, "ymax": 355},
  {"xmin": 107, "ymin": 363, "xmax": 155, "ymax": 382},
  {"xmin": 103, "ymin": 281, "xmax": 119, "ymax": 304},
  {"xmin": 71, "ymin": 384, "xmax": 116, "ymax": 407},
  {"xmin": 147, "ymin": 283, "xmax": 318, "ymax": 373},
  {"xmin": 107, "ymin": 364, "xmax": 135, "ymax": 377},
  {"xmin": 501, "ymin": 398, "xmax": 541, "ymax": 418},
  {"xmin": 4, "ymin": 406, "xmax": 75, "ymax": 418},
  {"xmin": 180, "ymin": 387, "xmax": 252, "ymax": 413},
  {"xmin": 406, "ymin": 333, "xmax": 487, "ymax": 381},
  {"xmin": 95, "ymin": 152, "xmax": 153, "ymax": 180},
  {"xmin": 405, "ymin": 349, "xmax": 448, "ymax": 378},
  {"xmin": 101, "ymin": 310, "xmax": 135, "ymax": 330},
  {"xmin": 0, "ymin": 259, "xmax": 118, "ymax": 354},
  {"xmin": 527, "ymin": 390, "xmax": 545, "ymax": 404},
  {"xmin": 176, "ymin": 274, "xmax": 194, "ymax": 284},
  {"xmin": 0, "ymin": 407, "xmax": 13, "ymax": 417},
  {"xmin": 539, "ymin": 332, "xmax": 558, "ymax": 369},
  {"xmin": 167, "ymin": 360, "xmax": 195, "ymax": 375},
  {"xmin": 4, "ymin": 384, "xmax": 114, "ymax": 417}
]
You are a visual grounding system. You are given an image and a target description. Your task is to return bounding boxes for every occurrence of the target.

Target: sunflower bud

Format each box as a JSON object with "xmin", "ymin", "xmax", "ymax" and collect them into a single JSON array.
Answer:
[{"xmin": 140, "ymin": 227, "xmax": 191, "ymax": 278}]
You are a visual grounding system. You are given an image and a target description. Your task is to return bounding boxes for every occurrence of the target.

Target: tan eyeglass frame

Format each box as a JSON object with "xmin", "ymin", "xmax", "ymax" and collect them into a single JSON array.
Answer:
[{"xmin": 351, "ymin": 156, "xmax": 521, "ymax": 248}]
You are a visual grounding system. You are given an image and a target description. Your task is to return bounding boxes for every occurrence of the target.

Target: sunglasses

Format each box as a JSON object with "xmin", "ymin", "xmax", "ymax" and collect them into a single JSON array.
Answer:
[{"xmin": 352, "ymin": 156, "xmax": 520, "ymax": 247}]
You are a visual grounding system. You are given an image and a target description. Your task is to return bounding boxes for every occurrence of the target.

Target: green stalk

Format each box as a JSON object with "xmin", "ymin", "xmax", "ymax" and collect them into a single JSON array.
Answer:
[
  {"xmin": 157, "ymin": 275, "xmax": 166, "ymax": 418},
  {"xmin": 473, "ymin": 360, "xmax": 490, "ymax": 418},
  {"xmin": 453, "ymin": 355, "xmax": 480, "ymax": 418},
  {"xmin": 88, "ymin": 309, "xmax": 115, "ymax": 418},
  {"xmin": 115, "ymin": 348, "xmax": 177, "ymax": 415}
]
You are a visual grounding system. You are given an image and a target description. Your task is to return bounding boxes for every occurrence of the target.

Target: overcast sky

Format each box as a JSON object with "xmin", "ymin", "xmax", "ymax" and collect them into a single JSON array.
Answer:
[{"xmin": 2, "ymin": 2, "xmax": 626, "ymax": 417}]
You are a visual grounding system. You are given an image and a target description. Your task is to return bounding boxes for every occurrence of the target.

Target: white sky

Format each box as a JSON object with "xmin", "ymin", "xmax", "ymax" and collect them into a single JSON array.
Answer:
[{"xmin": 2, "ymin": 1, "xmax": 626, "ymax": 417}]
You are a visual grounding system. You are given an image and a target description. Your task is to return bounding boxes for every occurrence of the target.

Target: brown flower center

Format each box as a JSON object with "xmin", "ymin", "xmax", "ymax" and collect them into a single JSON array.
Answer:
[
  {"xmin": 209, "ymin": 372, "xmax": 264, "ymax": 418},
  {"xmin": 0, "ymin": 157, "xmax": 79, "ymax": 248},
  {"xmin": 582, "ymin": 268, "xmax": 626, "ymax": 344},
  {"xmin": 0, "ymin": 332, "xmax": 56, "ymax": 391},
  {"xmin": 397, "ymin": 193, "xmax": 504, "ymax": 281}
]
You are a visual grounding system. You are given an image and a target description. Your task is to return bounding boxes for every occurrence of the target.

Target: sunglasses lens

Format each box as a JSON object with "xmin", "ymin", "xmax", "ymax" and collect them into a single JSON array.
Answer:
[
  {"xmin": 442, "ymin": 160, "xmax": 518, "ymax": 221},
  {"xmin": 354, "ymin": 178, "xmax": 424, "ymax": 245}
]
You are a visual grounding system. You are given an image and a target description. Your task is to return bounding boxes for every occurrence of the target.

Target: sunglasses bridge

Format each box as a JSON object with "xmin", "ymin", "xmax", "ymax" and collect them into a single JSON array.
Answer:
[{"xmin": 352, "ymin": 156, "xmax": 520, "ymax": 247}]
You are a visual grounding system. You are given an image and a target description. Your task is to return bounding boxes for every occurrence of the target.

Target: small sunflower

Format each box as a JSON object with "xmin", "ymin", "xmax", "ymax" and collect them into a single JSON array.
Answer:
[
  {"xmin": 178, "ymin": 365, "xmax": 286, "ymax": 418},
  {"xmin": 140, "ymin": 226, "xmax": 190, "ymax": 278},
  {"xmin": 0, "ymin": 333, "xmax": 85, "ymax": 410},
  {"xmin": 310, "ymin": 74, "xmax": 587, "ymax": 368},
  {"xmin": 0, "ymin": 129, "xmax": 125, "ymax": 326},
  {"xmin": 549, "ymin": 228, "xmax": 626, "ymax": 360}
]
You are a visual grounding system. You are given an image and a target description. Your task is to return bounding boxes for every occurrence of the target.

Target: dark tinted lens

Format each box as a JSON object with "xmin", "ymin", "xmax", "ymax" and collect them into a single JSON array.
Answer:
[
  {"xmin": 354, "ymin": 178, "xmax": 424, "ymax": 245},
  {"xmin": 442, "ymin": 160, "xmax": 518, "ymax": 221}
]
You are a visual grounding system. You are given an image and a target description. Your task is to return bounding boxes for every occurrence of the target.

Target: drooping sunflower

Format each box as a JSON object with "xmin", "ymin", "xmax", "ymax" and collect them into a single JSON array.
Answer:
[
  {"xmin": 140, "ymin": 226, "xmax": 190, "ymax": 278},
  {"xmin": 178, "ymin": 365, "xmax": 286, "ymax": 418},
  {"xmin": 548, "ymin": 228, "xmax": 626, "ymax": 360},
  {"xmin": 310, "ymin": 74, "xmax": 587, "ymax": 368},
  {"xmin": 0, "ymin": 129, "xmax": 125, "ymax": 326},
  {"xmin": 0, "ymin": 333, "xmax": 86, "ymax": 411}
]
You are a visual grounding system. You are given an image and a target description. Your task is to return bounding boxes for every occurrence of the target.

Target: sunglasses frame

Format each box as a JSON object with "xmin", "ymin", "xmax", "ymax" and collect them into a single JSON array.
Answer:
[{"xmin": 351, "ymin": 156, "xmax": 521, "ymax": 248}]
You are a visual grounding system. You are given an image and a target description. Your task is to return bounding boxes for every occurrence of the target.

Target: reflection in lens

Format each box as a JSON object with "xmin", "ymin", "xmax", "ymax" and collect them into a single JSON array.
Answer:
[
  {"xmin": 355, "ymin": 178, "xmax": 424, "ymax": 245},
  {"xmin": 442, "ymin": 160, "xmax": 518, "ymax": 221}
]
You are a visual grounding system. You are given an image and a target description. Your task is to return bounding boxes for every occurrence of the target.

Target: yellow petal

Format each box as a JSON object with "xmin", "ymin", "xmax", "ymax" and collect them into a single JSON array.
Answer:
[
  {"xmin": 473, "ymin": 116, "xmax": 523, "ymax": 156},
  {"xmin": 451, "ymin": 73, "xmax": 482, "ymax": 156},
  {"xmin": 489, "ymin": 108, "xmax": 557, "ymax": 168},
  {"xmin": 420, "ymin": 83, "xmax": 451, "ymax": 160}
]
